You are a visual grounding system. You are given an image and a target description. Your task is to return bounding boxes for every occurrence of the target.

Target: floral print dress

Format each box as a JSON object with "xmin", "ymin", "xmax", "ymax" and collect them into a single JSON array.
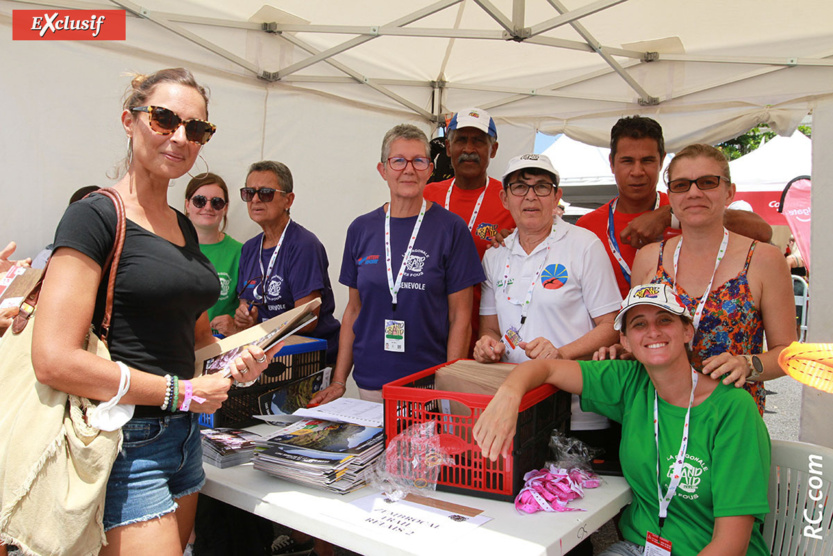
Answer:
[{"xmin": 652, "ymin": 240, "xmax": 766, "ymax": 415}]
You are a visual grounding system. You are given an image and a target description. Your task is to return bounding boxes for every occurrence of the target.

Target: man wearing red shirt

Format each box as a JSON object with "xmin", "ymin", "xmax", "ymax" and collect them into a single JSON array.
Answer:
[
  {"xmin": 424, "ymin": 108, "xmax": 515, "ymax": 353},
  {"xmin": 577, "ymin": 116, "xmax": 772, "ymax": 297}
]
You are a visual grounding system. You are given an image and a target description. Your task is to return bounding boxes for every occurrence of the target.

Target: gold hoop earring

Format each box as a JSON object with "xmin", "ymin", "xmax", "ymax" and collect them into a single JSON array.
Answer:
[{"xmin": 187, "ymin": 154, "xmax": 210, "ymax": 179}]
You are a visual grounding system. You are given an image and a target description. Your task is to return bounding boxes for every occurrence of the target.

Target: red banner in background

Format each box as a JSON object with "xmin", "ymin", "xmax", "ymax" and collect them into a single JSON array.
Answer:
[
  {"xmin": 780, "ymin": 177, "xmax": 812, "ymax": 271},
  {"xmin": 13, "ymin": 10, "xmax": 125, "ymax": 40},
  {"xmin": 732, "ymin": 191, "xmax": 787, "ymax": 226}
]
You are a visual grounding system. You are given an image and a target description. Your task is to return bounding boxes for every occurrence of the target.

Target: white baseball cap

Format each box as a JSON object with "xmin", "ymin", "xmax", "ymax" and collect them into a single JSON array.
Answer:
[
  {"xmin": 502, "ymin": 153, "xmax": 560, "ymax": 186},
  {"xmin": 613, "ymin": 284, "xmax": 691, "ymax": 331},
  {"xmin": 447, "ymin": 108, "xmax": 498, "ymax": 139}
]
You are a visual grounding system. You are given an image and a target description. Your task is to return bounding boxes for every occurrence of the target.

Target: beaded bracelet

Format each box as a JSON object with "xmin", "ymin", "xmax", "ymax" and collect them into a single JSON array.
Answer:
[
  {"xmin": 332, "ymin": 381, "xmax": 346, "ymax": 388},
  {"xmin": 160, "ymin": 374, "xmax": 172, "ymax": 411},
  {"xmin": 170, "ymin": 376, "xmax": 180, "ymax": 412}
]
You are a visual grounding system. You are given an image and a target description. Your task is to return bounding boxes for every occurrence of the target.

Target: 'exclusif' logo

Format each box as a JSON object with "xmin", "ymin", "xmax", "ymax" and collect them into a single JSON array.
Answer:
[{"xmin": 13, "ymin": 10, "xmax": 126, "ymax": 40}]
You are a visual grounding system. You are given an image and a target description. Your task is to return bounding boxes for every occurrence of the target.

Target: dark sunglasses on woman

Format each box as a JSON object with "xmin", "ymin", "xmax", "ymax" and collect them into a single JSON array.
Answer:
[
  {"xmin": 190, "ymin": 195, "xmax": 226, "ymax": 210},
  {"xmin": 240, "ymin": 187, "xmax": 285, "ymax": 203},
  {"xmin": 131, "ymin": 105, "xmax": 216, "ymax": 145}
]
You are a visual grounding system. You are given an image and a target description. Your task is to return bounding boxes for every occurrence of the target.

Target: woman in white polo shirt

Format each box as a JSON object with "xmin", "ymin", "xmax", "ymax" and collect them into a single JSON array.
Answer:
[{"xmin": 473, "ymin": 154, "xmax": 622, "ymax": 459}]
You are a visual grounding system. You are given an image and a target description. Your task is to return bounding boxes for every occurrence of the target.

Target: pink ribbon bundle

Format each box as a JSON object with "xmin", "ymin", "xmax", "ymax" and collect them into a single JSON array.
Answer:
[{"xmin": 514, "ymin": 467, "xmax": 601, "ymax": 514}]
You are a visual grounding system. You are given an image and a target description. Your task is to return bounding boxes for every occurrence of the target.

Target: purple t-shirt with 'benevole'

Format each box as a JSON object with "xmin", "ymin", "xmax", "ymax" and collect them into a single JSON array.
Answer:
[{"xmin": 340, "ymin": 204, "xmax": 485, "ymax": 390}]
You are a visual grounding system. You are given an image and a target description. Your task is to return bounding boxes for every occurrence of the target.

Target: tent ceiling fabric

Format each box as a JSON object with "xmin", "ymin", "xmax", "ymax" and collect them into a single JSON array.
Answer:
[{"xmin": 9, "ymin": 0, "xmax": 832, "ymax": 148}]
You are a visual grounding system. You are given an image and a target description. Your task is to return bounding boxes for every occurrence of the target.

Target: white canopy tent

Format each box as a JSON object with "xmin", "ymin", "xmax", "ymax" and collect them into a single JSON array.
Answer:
[
  {"xmin": 541, "ymin": 134, "xmax": 616, "ymax": 208},
  {"xmin": 729, "ymin": 131, "xmax": 812, "ymax": 225},
  {"xmin": 1, "ymin": 0, "xmax": 832, "ymax": 445}
]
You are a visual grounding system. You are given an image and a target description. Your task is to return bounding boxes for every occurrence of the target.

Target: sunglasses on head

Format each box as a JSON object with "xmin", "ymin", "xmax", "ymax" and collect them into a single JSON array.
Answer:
[
  {"xmin": 240, "ymin": 187, "xmax": 285, "ymax": 203},
  {"xmin": 131, "ymin": 106, "xmax": 216, "ymax": 145},
  {"xmin": 190, "ymin": 195, "xmax": 226, "ymax": 210}
]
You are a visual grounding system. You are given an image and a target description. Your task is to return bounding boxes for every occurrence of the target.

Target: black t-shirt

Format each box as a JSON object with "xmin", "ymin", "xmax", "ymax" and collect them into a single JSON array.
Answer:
[{"xmin": 53, "ymin": 193, "xmax": 219, "ymax": 415}]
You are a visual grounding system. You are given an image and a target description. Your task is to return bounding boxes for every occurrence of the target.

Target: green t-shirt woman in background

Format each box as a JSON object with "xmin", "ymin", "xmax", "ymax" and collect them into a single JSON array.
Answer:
[{"xmin": 185, "ymin": 172, "xmax": 242, "ymax": 337}]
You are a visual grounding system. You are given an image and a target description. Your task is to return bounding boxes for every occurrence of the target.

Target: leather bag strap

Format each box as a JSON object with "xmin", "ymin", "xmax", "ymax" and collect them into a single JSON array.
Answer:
[{"xmin": 11, "ymin": 188, "xmax": 127, "ymax": 339}]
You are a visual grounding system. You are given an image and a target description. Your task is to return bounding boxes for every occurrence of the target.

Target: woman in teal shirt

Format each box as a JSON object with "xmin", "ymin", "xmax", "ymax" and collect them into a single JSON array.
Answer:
[{"xmin": 185, "ymin": 172, "xmax": 243, "ymax": 337}]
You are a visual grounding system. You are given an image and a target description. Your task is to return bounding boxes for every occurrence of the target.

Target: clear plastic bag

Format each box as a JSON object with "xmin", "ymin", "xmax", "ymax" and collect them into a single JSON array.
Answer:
[
  {"xmin": 368, "ymin": 420, "xmax": 454, "ymax": 501},
  {"xmin": 546, "ymin": 429, "xmax": 601, "ymax": 471}
]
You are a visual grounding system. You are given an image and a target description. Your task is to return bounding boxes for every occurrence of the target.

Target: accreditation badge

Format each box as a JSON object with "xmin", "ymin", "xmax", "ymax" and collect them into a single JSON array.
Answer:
[
  {"xmin": 644, "ymin": 532, "xmax": 672, "ymax": 556},
  {"xmin": 503, "ymin": 326, "xmax": 522, "ymax": 350},
  {"xmin": 384, "ymin": 320, "xmax": 405, "ymax": 352}
]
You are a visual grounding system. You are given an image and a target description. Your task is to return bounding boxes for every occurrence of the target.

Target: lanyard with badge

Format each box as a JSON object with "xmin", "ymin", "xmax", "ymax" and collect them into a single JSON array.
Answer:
[
  {"xmin": 255, "ymin": 219, "xmax": 291, "ymax": 301},
  {"xmin": 671, "ymin": 227, "xmax": 729, "ymax": 334},
  {"xmin": 500, "ymin": 222, "xmax": 556, "ymax": 350},
  {"xmin": 383, "ymin": 200, "xmax": 426, "ymax": 352},
  {"xmin": 445, "ymin": 177, "xmax": 489, "ymax": 232},
  {"xmin": 645, "ymin": 367, "xmax": 699, "ymax": 556},
  {"xmin": 606, "ymin": 192, "xmax": 660, "ymax": 285}
]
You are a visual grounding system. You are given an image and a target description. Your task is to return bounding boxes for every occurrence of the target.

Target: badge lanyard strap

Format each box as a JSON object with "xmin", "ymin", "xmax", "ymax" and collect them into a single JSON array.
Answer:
[
  {"xmin": 256, "ymin": 219, "xmax": 291, "ymax": 300},
  {"xmin": 606, "ymin": 192, "xmax": 660, "ymax": 285},
  {"xmin": 502, "ymin": 222, "xmax": 556, "ymax": 327},
  {"xmin": 654, "ymin": 367, "xmax": 699, "ymax": 528},
  {"xmin": 385, "ymin": 199, "xmax": 427, "ymax": 311},
  {"xmin": 445, "ymin": 177, "xmax": 489, "ymax": 232},
  {"xmin": 672, "ymin": 227, "xmax": 729, "ymax": 333}
]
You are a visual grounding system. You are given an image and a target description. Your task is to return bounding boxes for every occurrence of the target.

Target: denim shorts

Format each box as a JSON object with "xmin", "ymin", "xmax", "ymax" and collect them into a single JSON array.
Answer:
[{"xmin": 103, "ymin": 413, "xmax": 205, "ymax": 531}]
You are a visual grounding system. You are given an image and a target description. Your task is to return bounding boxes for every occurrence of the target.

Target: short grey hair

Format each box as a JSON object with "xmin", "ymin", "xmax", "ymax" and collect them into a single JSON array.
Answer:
[
  {"xmin": 380, "ymin": 124, "xmax": 430, "ymax": 163},
  {"xmin": 246, "ymin": 160, "xmax": 293, "ymax": 193}
]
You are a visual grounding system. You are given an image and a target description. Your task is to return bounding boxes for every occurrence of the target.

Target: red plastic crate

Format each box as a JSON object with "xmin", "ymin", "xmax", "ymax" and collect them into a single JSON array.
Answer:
[{"xmin": 382, "ymin": 360, "xmax": 570, "ymax": 501}]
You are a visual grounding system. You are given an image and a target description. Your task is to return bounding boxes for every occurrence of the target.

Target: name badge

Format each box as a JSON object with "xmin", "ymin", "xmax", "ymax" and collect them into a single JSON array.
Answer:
[
  {"xmin": 384, "ymin": 319, "xmax": 405, "ymax": 352},
  {"xmin": 503, "ymin": 326, "xmax": 522, "ymax": 350},
  {"xmin": 644, "ymin": 532, "xmax": 672, "ymax": 556}
]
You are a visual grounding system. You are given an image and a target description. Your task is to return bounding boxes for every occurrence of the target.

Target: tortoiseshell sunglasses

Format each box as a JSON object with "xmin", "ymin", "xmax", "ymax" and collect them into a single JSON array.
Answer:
[{"xmin": 131, "ymin": 105, "xmax": 216, "ymax": 145}]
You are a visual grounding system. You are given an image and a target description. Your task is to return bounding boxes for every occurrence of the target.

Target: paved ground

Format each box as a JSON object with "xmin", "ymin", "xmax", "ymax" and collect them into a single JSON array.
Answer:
[{"xmin": 762, "ymin": 374, "xmax": 802, "ymax": 442}]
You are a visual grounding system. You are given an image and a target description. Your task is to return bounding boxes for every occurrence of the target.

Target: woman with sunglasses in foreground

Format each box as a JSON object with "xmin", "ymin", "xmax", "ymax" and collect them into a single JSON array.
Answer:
[
  {"xmin": 310, "ymin": 124, "xmax": 484, "ymax": 405},
  {"xmin": 31, "ymin": 68, "xmax": 277, "ymax": 555},
  {"xmin": 234, "ymin": 160, "xmax": 341, "ymax": 365},
  {"xmin": 474, "ymin": 284, "xmax": 771, "ymax": 556},
  {"xmin": 184, "ymin": 172, "xmax": 242, "ymax": 337},
  {"xmin": 627, "ymin": 144, "xmax": 796, "ymax": 415}
]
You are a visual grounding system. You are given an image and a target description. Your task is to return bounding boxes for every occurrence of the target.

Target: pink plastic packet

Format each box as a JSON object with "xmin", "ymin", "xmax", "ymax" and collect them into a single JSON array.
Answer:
[{"xmin": 514, "ymin": 465, "xmax": 601, "ymax": 514}]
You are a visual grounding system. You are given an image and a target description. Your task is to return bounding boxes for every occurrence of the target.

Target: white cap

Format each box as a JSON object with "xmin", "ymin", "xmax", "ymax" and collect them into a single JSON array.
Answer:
[
  {"xmin": 502, "ymin": 153, "xmax": 560, "ymax": 186},
  {"xmin": 447, "ymin": 108, "xmax": 498, "ymax": 139},
  {"xmin": 613, "ymin": 284, "xmax": 691, "ymax": 331}
]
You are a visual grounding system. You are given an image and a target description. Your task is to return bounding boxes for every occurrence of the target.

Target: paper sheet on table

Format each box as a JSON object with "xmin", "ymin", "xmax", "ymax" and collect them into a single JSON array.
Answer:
[
  {"xmin": 321, "ymin": 492, "xmax": 491, "ymax": 549},
  {"xmin": 293, "ymin": 398, "xmax": 383, "ymax": 427}
]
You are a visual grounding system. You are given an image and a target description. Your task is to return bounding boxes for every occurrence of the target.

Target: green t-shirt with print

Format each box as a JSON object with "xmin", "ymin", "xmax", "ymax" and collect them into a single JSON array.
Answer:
[
  {"xmin": 578, "ymin": 359, "xmax": 771, "ymax": 556},
  {"xmin": 200, "ymin": 234, "xmax": 243, "ymax": 322}
]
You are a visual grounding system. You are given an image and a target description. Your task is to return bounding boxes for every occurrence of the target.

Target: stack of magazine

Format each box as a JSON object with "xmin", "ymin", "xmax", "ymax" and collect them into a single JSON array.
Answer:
[
  {"xmin": 201, "ymin": 428, "xmax": 263, "ymax": 468},
  {"xmin": 253, "ymin": 417, "xmax": 385, "ymax": 494}
]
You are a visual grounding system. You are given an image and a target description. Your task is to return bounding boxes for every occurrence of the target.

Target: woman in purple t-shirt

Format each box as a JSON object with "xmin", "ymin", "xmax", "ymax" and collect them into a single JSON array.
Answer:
[{"xmin": 311, "ymin": 124, "xmax": 485, "ymax": 404}]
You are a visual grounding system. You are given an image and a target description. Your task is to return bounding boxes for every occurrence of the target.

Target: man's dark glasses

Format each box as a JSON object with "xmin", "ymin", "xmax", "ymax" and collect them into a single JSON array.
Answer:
[
  {"xmin": 190, "ymin": 195, "xmax": 226, "ymax": 210},
  {"xmin": 131, "ymin": 106, "xmax": 216, "ymax": 145},
  {"xmin": 240, "ymin": 187, "xmax": 286, "ymax": 203},
  {"xmin": 666, "ymin": 175, "xmax": 727, "ymax": 194}
]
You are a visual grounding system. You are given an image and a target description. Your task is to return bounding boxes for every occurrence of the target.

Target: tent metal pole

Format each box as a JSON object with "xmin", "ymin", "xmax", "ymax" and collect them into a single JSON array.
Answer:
[
  {"xmin": 544, "ymin": 0, "xmax": 657, "ymax": 105},
  {"xmin": 109, "ymin": 0, "xmax": 261, "ymax": 77},
  {"xmin": 529, "ymin": 0, "xmax": 628, "ymax": 38}
]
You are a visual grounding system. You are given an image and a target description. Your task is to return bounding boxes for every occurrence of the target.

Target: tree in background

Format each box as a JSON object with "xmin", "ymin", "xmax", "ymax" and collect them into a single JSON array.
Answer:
[{"xmin": 718, "ymin": 125, "xmax": 812, "ymax": 160}]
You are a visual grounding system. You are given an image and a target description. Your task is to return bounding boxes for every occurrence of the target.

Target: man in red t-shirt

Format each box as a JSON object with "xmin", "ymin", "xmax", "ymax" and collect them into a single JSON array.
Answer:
[
  {"xmin": 424, "ymin": 108, "xmax": 515, "ymax": 354},
  {"xmin": 577, "ymin": 116, "xmax": 772, "ymax": 297}
]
